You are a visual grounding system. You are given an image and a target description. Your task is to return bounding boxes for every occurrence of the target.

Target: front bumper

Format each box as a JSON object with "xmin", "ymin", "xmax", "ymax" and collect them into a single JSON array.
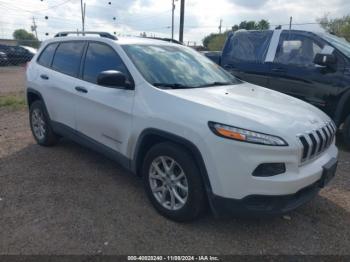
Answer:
[
  {"xmin": 210, "ymin": 179, "xmax": 320, "ymax": 217},
  {"xmin": 201, "ymin": 133, "xmax": 338, "ymax": 199},
  {"xmin": 209, "ymin": 157, "xmax": 338, "ymax": 217}
]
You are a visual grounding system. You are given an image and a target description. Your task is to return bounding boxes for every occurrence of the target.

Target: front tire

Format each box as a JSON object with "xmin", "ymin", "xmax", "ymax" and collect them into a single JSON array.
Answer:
[
  {"xmin": 29, "ymin": 100, "xmax": 58, "ymax": 146},
  {"xmin": 142, "ymin": 142, "xmax": 206, "ymax": 222},
  {"xmin": 343, "ymin": 115, "xmax": 350, "ymax": 149}
]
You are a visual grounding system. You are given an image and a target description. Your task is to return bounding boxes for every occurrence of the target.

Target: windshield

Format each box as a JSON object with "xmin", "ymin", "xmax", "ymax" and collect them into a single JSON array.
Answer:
[
  {"xmin": 319, "ymin": 33, "xmax": 350, "ymax": 58},
  {"xmin": 122, "ymin": 44, "xmax": 239, "ymax": 88}
]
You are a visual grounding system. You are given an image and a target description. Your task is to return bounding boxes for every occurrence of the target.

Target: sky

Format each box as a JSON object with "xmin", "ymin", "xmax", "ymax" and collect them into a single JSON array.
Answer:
[{"xmin": 0, "ymin": 0, "xmax": 349, "ymax": 44}]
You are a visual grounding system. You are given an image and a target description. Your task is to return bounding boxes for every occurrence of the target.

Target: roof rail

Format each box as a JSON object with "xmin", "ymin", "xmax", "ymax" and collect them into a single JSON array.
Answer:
[
  {"xmin": 140, "ymin": 36, "xmax": 184, "ymax": 45},
  {"xmin": 54, "ymin": 31, "xmax": 117, "ymax": 40}
]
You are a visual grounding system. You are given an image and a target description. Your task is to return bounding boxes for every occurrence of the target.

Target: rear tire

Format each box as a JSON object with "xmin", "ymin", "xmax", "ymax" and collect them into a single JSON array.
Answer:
[
  {"xmin": 343, "ymin": 115, "xmax": 350, "ymax": 149},
  {"xmin": 142, "ymin": 142, "xmax": 206, "ymax": 222},
  {"xmin": 29, "ymin": 100, "xmax": 58, "ymax": 146}
]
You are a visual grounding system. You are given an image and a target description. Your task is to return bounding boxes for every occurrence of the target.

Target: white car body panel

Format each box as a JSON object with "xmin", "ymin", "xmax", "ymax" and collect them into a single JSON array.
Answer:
[{"xmin": 26, "ymin": 35, "xmax": 338, "ymax": 203}]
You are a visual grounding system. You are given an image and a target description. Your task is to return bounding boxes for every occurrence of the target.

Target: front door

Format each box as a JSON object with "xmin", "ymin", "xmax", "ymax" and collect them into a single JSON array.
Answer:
[
  {"xmin": 267, "ymin": 31, "xmax": 345, "ymax": 116},
  {"xmin": 74, "ymin": 42, "xmax": 135, "ymax": 156}
]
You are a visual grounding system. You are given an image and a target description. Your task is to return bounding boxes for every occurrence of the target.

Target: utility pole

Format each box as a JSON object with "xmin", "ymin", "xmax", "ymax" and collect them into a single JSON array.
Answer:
[
  {"xmin": 171, "ymin": 0, "xmax": 176, "ymax": 40},
  {"xmin": 31, "ymin": 17, "xmax": 38, "ymax": 39},
  {"xmin": 80, "ymin": 0, "xmax": 86, "ymax": 35},
  {"xmin": 289, "ymin": 16, "xmax": 293, "ymax": 30},
  {"xmin": 179, "ymin": 0, "xmax": 185, "ymax": 43},
  {"xmin": 219, "ymin": 19, "xmax": 222, "ymax": 34}
]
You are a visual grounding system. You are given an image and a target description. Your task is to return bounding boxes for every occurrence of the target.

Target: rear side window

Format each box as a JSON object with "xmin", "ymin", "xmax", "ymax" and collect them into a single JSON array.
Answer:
[
  {"xmin": 37, "ymin": 43, "xmax": 58, "ymax": 67},
  {"xmin": 222, "ymin": 31, "xmax": 273, "ymax": 63},
  {"xmin": 83, "ymin": 42, "xmax": 130, "ymax": 84},
  {"xmin": 52, "ymin": 42, "xmax": 85, "ymax": 77}
]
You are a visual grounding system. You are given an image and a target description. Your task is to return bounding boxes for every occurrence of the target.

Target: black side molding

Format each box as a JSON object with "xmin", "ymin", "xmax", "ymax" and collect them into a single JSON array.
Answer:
[{"xmin": 51, "ymin": 121, "xmax": 131, "ymax": 171}]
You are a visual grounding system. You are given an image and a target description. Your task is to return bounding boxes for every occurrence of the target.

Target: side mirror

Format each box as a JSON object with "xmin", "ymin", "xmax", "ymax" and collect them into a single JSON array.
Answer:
[
  {"xmin": 97, "ymin": 70, "xmax": 131, "ymax": 89},
  {"xmin": 314, "ymin": 53, "xmax": 336, "ymax": 67}
]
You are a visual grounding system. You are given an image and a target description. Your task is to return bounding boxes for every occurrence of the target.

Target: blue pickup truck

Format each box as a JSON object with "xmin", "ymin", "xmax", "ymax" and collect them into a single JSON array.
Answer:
[{"xmin": 209, "ymin": 29, "xmax": 350, "ymax": 148}]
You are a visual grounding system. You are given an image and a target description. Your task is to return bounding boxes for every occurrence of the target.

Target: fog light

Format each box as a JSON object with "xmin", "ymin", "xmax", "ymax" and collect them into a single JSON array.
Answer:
[{"xmin": 252, "ymin": 163, "xmax": 286, "ymax": 177}]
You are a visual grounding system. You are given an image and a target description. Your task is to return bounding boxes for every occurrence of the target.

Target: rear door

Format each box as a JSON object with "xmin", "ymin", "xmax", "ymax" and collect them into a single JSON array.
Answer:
[
  {"xmin": 42, "ymin": 41, "xmax": 86, "ymax": 129},
  {"xmin": 221, "ymin": 31, "xmax": 272, "ymax": 87},
  {"xmin": 74, "ymin": 41, "xmax": 135, "ymax": 155}
]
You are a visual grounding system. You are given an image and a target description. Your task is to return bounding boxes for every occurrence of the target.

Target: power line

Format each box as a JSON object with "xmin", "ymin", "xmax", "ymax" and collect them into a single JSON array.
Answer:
[
  {"xmin": 0, "ymin": 0, "xmax": 72, "ymax": 13},
  {"xmin": 0, "ymin": 4, "xmax": 172, "ymax": 27}
]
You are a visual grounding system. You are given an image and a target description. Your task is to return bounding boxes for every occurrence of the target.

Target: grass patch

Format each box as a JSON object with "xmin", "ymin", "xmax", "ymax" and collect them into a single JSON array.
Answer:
[{"xmin": 0, "ymin": 95, "xmax": 26, "ymax": 110}]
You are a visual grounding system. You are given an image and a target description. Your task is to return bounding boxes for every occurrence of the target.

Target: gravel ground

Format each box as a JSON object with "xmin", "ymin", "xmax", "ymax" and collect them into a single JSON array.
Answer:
[
  {"xmin": 0, "ymin": 66, "xmax": 26, "ymax": 96},
  {"xmin": 0, "ymin": 67, "xmax": 349, "ymax": 255}
]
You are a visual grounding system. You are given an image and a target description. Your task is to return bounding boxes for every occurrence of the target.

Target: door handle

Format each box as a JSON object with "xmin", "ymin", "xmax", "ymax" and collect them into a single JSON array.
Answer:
[
  {"xmin": 271, "ymin": 68, "xmax": 286, "ymax": 73},
  {"xmin": 75, "ymin": 86, "xmax": 88, "ymax": 93},
  {"xmin": 40, "ymin": 74, "xmax": 49, "ymax": 80}
]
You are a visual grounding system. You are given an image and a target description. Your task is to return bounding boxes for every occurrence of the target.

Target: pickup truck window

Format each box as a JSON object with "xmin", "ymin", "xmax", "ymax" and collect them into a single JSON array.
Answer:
[
  {"xmin": 222, "ymin": 31, "xmax": 273, "ymax": 64},
  {"xmin": 319, "ymin": 33, "xmax": 350, "ymax": 58},
  {"xmin": 274, "ymin": 32, "xmax": 323, "ymax": 66}
]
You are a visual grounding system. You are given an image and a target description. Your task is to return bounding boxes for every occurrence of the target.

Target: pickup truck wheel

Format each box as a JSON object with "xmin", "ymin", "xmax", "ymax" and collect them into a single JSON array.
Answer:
[
  {"xmin": 142, "ymin": 142, "xmax": 206, "ymax": 222},
  {"xmin": 343, "ymin": 115, "xmax": 350, "ymax": 149},
  {"xmin": 29, "ymin": 100, "xmax": 58, "ymax": 146}
]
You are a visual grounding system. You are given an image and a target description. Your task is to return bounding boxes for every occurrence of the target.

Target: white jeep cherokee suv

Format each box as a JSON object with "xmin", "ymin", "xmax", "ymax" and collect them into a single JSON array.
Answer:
[{"xmin": 26, "ymin": 32, "xmax": 338, "ymax": 222}]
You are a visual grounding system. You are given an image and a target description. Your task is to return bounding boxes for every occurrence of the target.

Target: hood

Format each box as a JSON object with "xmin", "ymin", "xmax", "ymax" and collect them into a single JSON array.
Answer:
[{"xmin": 167, "ymin": 82, "xmax": 331, "ymax": 137}]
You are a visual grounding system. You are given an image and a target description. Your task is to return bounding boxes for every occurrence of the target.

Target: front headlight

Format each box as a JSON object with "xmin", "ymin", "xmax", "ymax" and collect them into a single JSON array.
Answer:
[{"xmin": 208, "ymin": 122, "xmax": 288, "ymax": 146}]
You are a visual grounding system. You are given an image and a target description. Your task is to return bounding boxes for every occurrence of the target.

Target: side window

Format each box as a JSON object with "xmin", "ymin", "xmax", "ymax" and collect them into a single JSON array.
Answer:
[
  {"xmin": 37, "ymin": 43, "xmax": 58, "ymax": 67},
  {"xmin": 274, "ymin": 33, "xmax": 324, "ymax": 66},
  {"xmin": 83, "ymin": 42, "xmax": 130, "ymax": 84},
  {"xmin": 226, "ymin": 31, "xmax": 273, "ymax": 63},
  {"xmin": 52, "ymin": 42, "xmax": 85, "ymax": 77}
]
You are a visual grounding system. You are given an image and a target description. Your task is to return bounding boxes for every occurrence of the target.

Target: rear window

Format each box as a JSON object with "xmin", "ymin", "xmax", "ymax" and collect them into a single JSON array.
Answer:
[
  {"xmin": 37, "ymin": 43, "xmax": 58, "ymax": 67},
  {"xmin": 52, "ymin": 42, "xmax": 85, "ymax": 77},
  {"xmin": 222, "ymin": 31, "xmax": 273, "ymax": 64}
]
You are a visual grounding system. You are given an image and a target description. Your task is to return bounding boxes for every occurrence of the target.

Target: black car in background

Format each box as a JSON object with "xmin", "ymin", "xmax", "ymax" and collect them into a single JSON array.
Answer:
[
  {"xmin": 220, "ymin": 29, "xmax": 350, "ymax": 148},
  {"xmin": 0, "ymin": 44, "xmax": 36, "ymax": 65},
  {"xmin": 0, "ymin": 51, "xmax": 8, "ymax": 66}
]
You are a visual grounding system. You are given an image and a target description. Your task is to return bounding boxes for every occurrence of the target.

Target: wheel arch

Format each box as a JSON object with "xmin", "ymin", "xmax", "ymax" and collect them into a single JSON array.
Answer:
[
  {"xmin": 334, "ymin": 88, "xmax": 350, "ymax": 127},
  {"xmin": 26, "ymin": 88, "xmax": 51, "ymax": 120},
  {"xmin": 132, "ymin": 128, "xmax": 213, "ymax": 194},
  {"xmin": 27, "ymin": 88, "xmax": 43, "ymax": 107}
]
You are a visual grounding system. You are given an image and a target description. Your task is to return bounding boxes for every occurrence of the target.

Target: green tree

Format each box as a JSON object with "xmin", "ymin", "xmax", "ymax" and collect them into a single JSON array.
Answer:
[
  {"xmin": 13, "ymin": 29, "xmax": 39, "ymax": 48},
  {"xmin": 203, "ymin": 19, "xmax": 270, "ymax": 51},
  {"xmin": 257, "ymin": 19, "xmax": 270, "ymax": 30},
  {"xmin": 202, "ymin": 31, "xmax": 230, "ymax": 51},
  {"xmin": 318, "ymin": 15, "xmax": 350, "ymax": 42},
  {"xmin": 232, "ymin": 19, "xmax": 270, "ymax": 32}
]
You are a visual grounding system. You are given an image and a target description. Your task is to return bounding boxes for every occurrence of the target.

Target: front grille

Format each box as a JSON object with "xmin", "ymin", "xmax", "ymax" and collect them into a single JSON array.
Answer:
[{"xmin": 298, "ymin": 121, "xmax": 336, "ymax": 163}]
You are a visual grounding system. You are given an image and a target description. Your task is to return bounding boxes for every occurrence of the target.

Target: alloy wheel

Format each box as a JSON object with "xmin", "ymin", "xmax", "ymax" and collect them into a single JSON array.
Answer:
[
  {"xmin": 149, "ymin": 156, "xmax": 189, "ymax": 211},
  {"xmin": 31, "ymin": 108, "xmax": 46, "ymax": 140}
]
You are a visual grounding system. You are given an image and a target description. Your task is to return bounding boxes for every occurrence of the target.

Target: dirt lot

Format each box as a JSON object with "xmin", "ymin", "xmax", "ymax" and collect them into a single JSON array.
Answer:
[
  {"xmin": 0, "ymin": 67, "xmax": 349, "ymax": 255},
  {"xmin": 0, "ymin": 66, "xmax": 26, "ymax": 96}
]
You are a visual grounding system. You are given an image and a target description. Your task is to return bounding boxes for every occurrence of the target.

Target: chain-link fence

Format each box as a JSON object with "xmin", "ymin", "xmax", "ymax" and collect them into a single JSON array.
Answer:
[{"xmin": 0, "ymin": 40, "xmax": 39, "ymax": 67}]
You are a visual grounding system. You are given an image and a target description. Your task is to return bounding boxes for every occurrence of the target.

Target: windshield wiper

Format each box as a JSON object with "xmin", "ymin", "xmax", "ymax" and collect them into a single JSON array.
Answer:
[
  {"xmin": 152, "ymin": 83, "xmax": 194, "ymax": 89},
  {"xmin": 197, "ymin": 81, "xmax": 233, "ymax": 88}
]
